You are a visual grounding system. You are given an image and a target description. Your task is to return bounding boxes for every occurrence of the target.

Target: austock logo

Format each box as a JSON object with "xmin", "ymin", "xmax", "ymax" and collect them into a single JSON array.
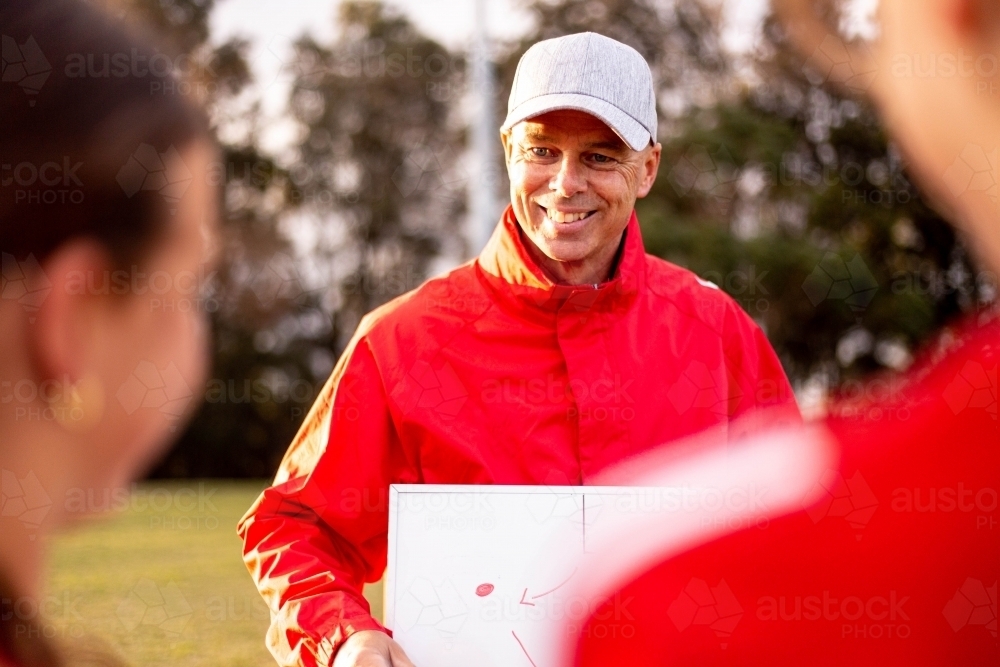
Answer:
[
  {"xmin": 1, "ymin": 35, "xmax": 52, "ymax": 105},
  {"xmin": 1, "ymin": 469, "xmax": 52, "ymax": 533},
  {"xmin": 115, "ymin": 360, "xmax": 194, "ymax": 429},
  {"xmin": 667, "ymin": 578, "xmax": 744, "ymax": 649},
  {"xmin": 1, "ymin": 252, "xmax": 52, "ymax": 322},
  {"xmin": 116, "ymin": 578, "xmax": 193, "ymax": 637},
  {"xmin": 667, "ymin": 360, "xmax": 744, "ymax": 418},
  {"xmin": 249, "ymin": 33, "xmax": 291, "ymax": 91},
  {"xmin": 116, "ymin": 144, "xmax": 193, "ymax": 213},
  {"xmin": 394, "ymin": 577, "xmax": 468, "ymax": 637},
  {"xmin": 757, "ymin": 590, "xmax": 912, "ymax": 640},
  {"xmin": 248, "ymin": 252, "xmax": 308, "ymax": 308},
  {"xmin": 398, "ymin": 359, "xmax": 468, "ymax": 419},
  {"xmin": 666, "ymin": 361, "xmax": 788, "ymax": 418},
  {"xmin": 1, "ymin": 590, "xmax": 85, "ymax": 639},
  {"xmin": 525, "ymin": 489, "xmax": 600, "ymax": 527},
  {"xmin": 943, "ymin": 144, "xmax": 999, "ymax": 202},
  {"xmin": 2, "ymin": 157, "xmax": 86, "ymax": 205},
  {"xmin": 942, "ymin": 578, "xmax": 997, "ymax": 638},
  {"xmin": 942, "ymin": 360, "xmax": 998, "ymax": 421},
  {"xmin": 667, "ymin": 144, "xmax": 739, "ymax": 205},
  {"xmin": 802, "ymin": 34, "xmax": 878, "ymax": 94},
  {"xmin": 391, "ymin": 146, "xmax": 465, "ymax": 202},
  {"xmin": 802, "ymin": 252, "xmax": 878, "ymax": 312},
  {"xmin": 804, "ymin": 469, "xmax": 879, "ymax": 539},
  {"xmin": 274, "ymin": 483, "xmax": 332, "ymax": 525}
]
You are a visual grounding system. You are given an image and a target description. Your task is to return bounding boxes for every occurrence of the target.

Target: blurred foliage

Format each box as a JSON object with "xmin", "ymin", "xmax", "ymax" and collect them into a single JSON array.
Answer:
[
  {"xmin": 117, "ymin": 0, "xmax": 994, "ymax": 479},
  {"xmin": 289, "ymin": 1, "xmax": 466, "ymax": 339},
  {"xmin": 99, "ymin": 0, "xmax": 311, "ymax": 477}
]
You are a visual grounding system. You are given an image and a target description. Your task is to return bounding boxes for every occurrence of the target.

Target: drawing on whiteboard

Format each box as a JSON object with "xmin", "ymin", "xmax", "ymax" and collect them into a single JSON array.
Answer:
[
  {"xmin": 511, "ymin": 630, "xmax": 538, "ymax": 667},
  {"xmin": 386, "ymin": 486, "xmax": 648, "ymax": 667},
  {"xmin": 519, "ymin": 567, "xmax": 577, "ymax": 607}
]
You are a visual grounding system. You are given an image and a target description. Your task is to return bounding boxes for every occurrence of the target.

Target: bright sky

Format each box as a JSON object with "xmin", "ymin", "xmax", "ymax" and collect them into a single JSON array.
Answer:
[
  {"xmin": 211, "ymin": 0, "xmax": 535, "ymax": 154},
  {"xmin": 211, "ymin": 0, "xmax": 534, "ymax": 51}
]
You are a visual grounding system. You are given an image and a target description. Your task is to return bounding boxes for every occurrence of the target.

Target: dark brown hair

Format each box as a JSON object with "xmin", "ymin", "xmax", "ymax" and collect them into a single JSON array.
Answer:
[
  {"xmin": 0, "ymin": 0, "xmax": 213, "ymax": 270},
  {"xmin": 1, "ymin": 0, "xmax": 212, "ymax": 664}
]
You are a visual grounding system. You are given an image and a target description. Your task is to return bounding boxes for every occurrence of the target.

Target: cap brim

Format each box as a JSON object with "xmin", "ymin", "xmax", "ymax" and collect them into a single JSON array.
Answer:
[{"xmin": 501, "ymin": 92, "xmax": 652, "ymax": 151}]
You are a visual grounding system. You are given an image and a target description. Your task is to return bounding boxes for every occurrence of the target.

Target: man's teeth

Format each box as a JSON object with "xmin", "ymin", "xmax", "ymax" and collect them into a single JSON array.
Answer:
[{"xmin": 546, "ymin": 210, "xmax": 592, "ymax": 223}]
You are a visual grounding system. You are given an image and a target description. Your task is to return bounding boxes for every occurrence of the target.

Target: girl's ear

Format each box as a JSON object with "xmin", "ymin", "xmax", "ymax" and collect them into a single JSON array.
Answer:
[{"xmin": 31, "ymin": 239, "xmax": 113, "ymax": 385}]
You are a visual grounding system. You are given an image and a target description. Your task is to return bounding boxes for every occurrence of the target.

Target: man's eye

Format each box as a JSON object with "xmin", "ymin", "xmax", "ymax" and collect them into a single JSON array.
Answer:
[
  {"xmin": 529, "ymin": 147, "xmax": 552, "ymax": 158},
  {"xmin": 589, "ymin": 153, "xmax": 614, "ymax": 164}
]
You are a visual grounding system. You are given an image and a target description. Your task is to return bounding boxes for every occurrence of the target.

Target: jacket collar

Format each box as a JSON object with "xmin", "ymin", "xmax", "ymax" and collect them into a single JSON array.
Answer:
[{"xmin": 476, "ymin": 205, "xmax": 644, "ymax": 314}]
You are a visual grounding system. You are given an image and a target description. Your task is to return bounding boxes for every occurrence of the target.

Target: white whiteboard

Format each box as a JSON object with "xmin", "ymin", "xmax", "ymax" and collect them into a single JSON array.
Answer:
[
  {"xmin": 383, "ymin": 432, "xmax": 828, "ymax": 666},
  {"xmin": 385, "ymin": 484, "xmax": 670, "ymax": 667}
]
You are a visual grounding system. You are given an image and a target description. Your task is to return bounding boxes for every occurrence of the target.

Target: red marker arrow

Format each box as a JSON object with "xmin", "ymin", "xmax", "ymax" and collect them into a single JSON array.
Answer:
[
  {"xmin": 512, "ymin": 631, "xmax": 538, "ymax": 667},
  {"xmin": 519, "ymin": 568, "xmax": 578, "ymax": 606}
]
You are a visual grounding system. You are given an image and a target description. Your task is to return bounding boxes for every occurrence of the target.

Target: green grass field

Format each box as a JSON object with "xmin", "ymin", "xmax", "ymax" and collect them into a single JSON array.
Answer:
[{"xmin": 44, "ymin": 480, "xmax": 383, "ymax": 667}]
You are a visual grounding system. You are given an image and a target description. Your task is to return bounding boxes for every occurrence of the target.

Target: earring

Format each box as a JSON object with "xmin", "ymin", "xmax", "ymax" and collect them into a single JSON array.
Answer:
[{"xmin": 53, "ymin": 374, "xmax": 105, "ymax": 433}]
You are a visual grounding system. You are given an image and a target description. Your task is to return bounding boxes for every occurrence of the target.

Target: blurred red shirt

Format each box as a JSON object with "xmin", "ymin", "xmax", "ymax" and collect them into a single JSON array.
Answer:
[
  {"xmin": 238, "ymin": 206, "xmax": 798, "ymax": 667},
  {"xmin": 568, "ymin": 310, "xmax": 998, "ymax": 666}
]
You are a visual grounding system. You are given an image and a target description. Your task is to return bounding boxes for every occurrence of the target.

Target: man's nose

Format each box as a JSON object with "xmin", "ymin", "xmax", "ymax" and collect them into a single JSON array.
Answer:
[{"xmin": 549, "ymin": 156, "xmax": 587, "ymax": 197}]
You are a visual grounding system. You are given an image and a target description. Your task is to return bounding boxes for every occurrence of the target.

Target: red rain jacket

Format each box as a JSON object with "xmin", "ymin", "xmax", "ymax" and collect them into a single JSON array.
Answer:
[
  {"xmin": 567, "ymin": 311, "xmax": 999, "ymax": 666},
  {"xmin": 238, "ymin": 207, "xmax": 799, "ymax": 667}
]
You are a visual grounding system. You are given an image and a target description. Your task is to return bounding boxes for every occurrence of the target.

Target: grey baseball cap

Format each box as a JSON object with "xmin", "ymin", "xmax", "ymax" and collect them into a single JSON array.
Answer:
[{"xmin": 502, "ymin": 32, "xmax": 657, "ymax": 151}]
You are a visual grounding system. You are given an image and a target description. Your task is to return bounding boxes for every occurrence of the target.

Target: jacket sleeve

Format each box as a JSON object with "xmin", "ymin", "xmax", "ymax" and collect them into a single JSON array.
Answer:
[
  {"xmin": 237, "ymin": 331, "xmax": 416, "ymax": 667},
  {"xmin": 721, "ymin": 300, "xmax": 802, "ymax": 433}
]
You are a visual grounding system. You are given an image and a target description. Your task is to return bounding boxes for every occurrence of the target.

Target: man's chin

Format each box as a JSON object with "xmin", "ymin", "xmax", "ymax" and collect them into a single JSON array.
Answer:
[
  {"xmin": 516, "ymin": 215, "xmax": 594, "ymax": 266},
  {"xmin": 533, "ymin": 239, "xmax": 590, "ymax": 265}
]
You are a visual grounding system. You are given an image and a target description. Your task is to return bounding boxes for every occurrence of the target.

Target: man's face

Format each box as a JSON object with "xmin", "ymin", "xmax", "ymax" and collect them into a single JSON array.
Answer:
[{"xmin": 502, "ymin": 109, "xmax": 661, "ymax": 274}]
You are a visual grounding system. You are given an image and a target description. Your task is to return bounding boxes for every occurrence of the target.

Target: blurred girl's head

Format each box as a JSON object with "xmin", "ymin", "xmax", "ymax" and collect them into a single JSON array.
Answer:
[
  {"xmin": 778, "ymin": 0, "xmax": 1000, "ymax": 274},
  {"xmin": 0, "ymin": 0, "xmax": 218, "ymax": 541}
]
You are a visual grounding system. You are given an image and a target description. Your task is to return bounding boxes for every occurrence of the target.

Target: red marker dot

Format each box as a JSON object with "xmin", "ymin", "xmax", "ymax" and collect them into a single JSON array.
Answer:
[{"xmin": 476, "ymin": 583, "xmax": 494, "ymax": 597}]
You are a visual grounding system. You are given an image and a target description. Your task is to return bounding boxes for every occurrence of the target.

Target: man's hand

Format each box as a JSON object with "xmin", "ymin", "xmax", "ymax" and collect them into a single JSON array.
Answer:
[{"xmin": 332, "ymin": 630, "xmax": 416, "ymax": 667}]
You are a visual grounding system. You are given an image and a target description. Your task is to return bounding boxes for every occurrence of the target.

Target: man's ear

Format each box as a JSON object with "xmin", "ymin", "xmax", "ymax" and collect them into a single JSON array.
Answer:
[
  {"xmin": 30, "ymin": 239, "xmax": 114, "ymax": 385},
  {"xmin": 500, "ymin": 129, "xmax": 514, "ymax": 164},
  {"xmin": 636, "ymin": 142, "xmax": 662, "ymax": 199}
]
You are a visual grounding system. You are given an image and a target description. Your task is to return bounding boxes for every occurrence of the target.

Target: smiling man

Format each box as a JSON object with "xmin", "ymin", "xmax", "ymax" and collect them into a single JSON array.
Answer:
[{"xmin": 239, "ymin": 32, "xmax": 799, "ymax": 667}]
